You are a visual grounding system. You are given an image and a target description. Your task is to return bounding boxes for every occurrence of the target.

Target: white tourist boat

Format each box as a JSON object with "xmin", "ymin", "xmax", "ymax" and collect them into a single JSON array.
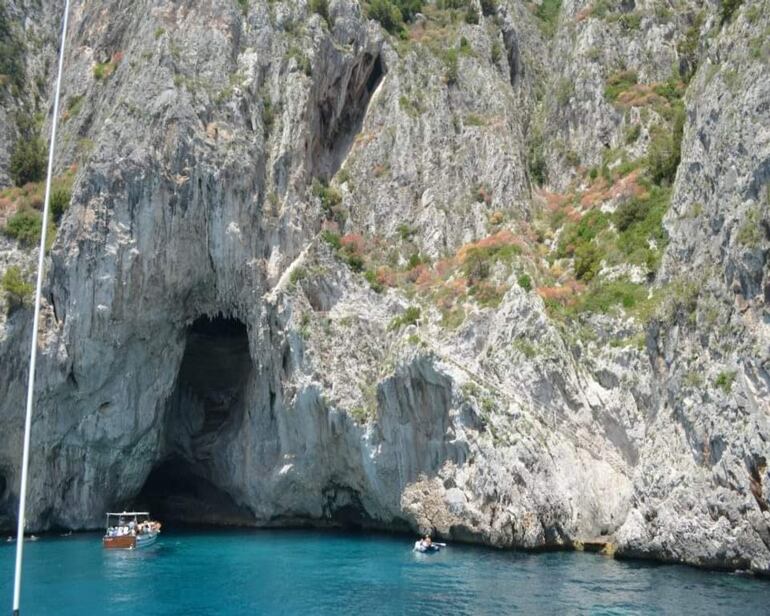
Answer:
[{"xmin": 102, "ymin": 511, "xmax": 161, "ymax": 550}]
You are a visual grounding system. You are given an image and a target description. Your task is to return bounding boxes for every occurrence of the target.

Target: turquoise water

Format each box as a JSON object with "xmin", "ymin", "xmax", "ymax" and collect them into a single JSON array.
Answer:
[{"xmin": 1, "ymin": 529, "xmax": 767, "ymax": 615}]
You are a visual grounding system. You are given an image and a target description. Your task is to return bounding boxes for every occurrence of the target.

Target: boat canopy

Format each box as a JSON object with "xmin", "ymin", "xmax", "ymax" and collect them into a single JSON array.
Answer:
[{"xmin": 106, "ymin": 512, "xmax": 150, "ymax": 516}]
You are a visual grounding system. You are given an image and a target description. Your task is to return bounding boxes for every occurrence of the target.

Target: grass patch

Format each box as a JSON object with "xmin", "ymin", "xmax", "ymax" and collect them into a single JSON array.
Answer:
[
  {"xmin": 512, "ymin": 338, "xmax": 537, "ymax": 359},
  {"xmin": 737, "ymin": 207, "xmax": 762, "ymax": 247},
  {"xmin": 604, "ymin": 70, "xmax": 638, "ymax": 102},
  {"xmin": 321, "ymin": 230, "xmax": 342, "ymax": 250},
  {"xmin": 289, "ymin": 266, "xmax": 307, "ymax": 286},
  {"xmin": 719, "ymin": 0, "xmax": 742, "ymax": 24},
  {"xmin": 2, "ymin": 266, "xmax": 33, "ymax": 311},
  {"xmin": 9, "ymin": 135, "xmax": 46, "ymax": 187},
  {"xmin": 575, "ymin": 279, "xmax": 648, "ymax": 314},
  {"xmin": 93, "ymin": 53, "xmax": 122, "ymax": 81},
  {"xmin": 388, "ymin": 305, "xmax": 421, "ymax": 330},
  {"xmin": 313, "ymin": 180, "xmax": 345, "ymax": 224},
  {"xmin": 533, "ymin": 0, "xmax": 562, "ymax": 36},
  {"xmin": 615, "ymin": 184, "xmax": 671, "ymax": 271},
  {"xmin": 4, "ymin": 208, "xmax": 42, "ymax": 245},
  {"xmin": 714, "ymin": 370, "xmax": 737, "ymax": 393},
  {"xmin": 0, "ymin": 5, "xmax": 25, "ymax": 93}
]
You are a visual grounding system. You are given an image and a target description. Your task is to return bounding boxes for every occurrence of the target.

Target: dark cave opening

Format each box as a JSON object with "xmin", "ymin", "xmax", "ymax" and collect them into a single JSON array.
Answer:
[
  {"xmin": 176, "ymin": 315, "xmax": 252, "ymax": 435},
  {"xmin": 134, "ymin": 457, "xmax": 252, "ymax": 525},
  {"xmin": 133, "ymin": 315, "xmax": 255, "ymax": 524},
  {"xmin": 313, "ymin": 52, "xmax": 385, "ymax": 179}
]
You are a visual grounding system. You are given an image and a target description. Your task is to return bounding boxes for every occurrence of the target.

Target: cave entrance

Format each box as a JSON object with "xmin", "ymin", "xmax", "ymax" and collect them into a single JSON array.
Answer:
[
  {"xmin": 314, "ymin": 52, "xmax": 385, "ymax": 179},
  {"xmin": 174, "ymin": 315, "xmax": 252, "ymax": 436},
  {"xmin": 133, "ymin": 315, "xmax": 254, "ymax": 525}
]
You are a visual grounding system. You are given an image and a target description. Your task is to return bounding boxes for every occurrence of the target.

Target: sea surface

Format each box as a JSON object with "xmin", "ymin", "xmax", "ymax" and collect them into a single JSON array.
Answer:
[{"xmin": 0, "ymin": 528, "xmax": 767, "ymax": 615}]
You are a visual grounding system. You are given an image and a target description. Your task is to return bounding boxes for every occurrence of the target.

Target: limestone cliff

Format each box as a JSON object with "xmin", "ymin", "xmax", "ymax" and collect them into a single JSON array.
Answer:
[{"xmin": 0, "ymin": 0, "xmax": 768, "ymax": 574}]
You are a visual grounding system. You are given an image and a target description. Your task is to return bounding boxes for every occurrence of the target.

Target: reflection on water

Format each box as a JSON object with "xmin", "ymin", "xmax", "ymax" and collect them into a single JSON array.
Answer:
[{"xmin": 1, "ymin": 529, "xmax": 768, "ymax": 615}]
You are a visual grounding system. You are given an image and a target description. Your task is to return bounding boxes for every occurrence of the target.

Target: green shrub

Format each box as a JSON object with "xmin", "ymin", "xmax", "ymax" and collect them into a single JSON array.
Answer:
[
  {"xmin": 1, "ymin": 266, "xmax": 33, "ymax": 311},
  {"xmin": 440, "ymin": 306, "xmax": 465, "ymax": 329},
  {"xmin": 615, "ymin": 185, "xmax": 671, "ymax": 271},
  {"xmin": 590, "ymin": 0, "xmax": 611, "ymax": 18},
  {"xmin": 534, "ymin": 0, "xmax": 562, "ymax": 36},
  {"xmin": 444, "ymin": 47, "xmax": 459, "ymax": 85},
  {"xmin": 647, "ymin": 106, "xmax": 684, "ymax": 185},
  {"xmin": 437, "ymin": 0, "xmax": 471, "ymax": 9},
  {"xmin": 349, "ymin": 406, "xmax": 373, "ymax": 423},
  {"xmin": 388, "ymin": 305, "xmax": 421, "ymax": 330},
  {"xmin": 614, "ymin": 197, "xmax": 647, "ymax": 232},
  {"xmin": 399, "ymin": 95, "xmax": 423, "ymax": 117},
  {"xmin": 287, "ymin": 46, "xmax": 312, "ymax": 76},
  {"xmin": 677, "ymin": 13, "xmax": 704, "ymax": 81},
  {"xmin": 737, "ymin": 207, "xmax": 762, "ymax": 247},
  {"xmin": 0, "ymin": 6, "xmax": 25, "ymax": 92},
  {"xmin": 653, "ymin": 79, "xmax": 685, "ymax": 105},
  {"xmin": 407, "ymin": 252, "xmax": 426, "ymax": 269},
  {"xmin": 65, "ymin": 94, "xmax": 84, "ymax": 120},
  {"xmin": 491, "ymin": 41, "xmax": 502, "ymax": 63},
  {"xmin": 557, "ymin": 210, "xmax": 609, "ymax": 257},
  {"xmin": 517, "ymin": 273, "xmax": 532, "ymax": 292},
  {"xmin": 555, "ymin": 78, "xmax": 574, "ymax": 106},
  {"xmin": 614, "ymin": 11, "xmax": 642, "ymax": 30},
  {"xmin": 321, "ymin": 230, "xmax": 342, "ymax": 250},
  {"xmin": 313, "ymin": 180, "xmax": 343, "ymax": 223},
  {"xmin": 9, "ymin": 136, "xmax": 46, "ymax": 187},
  {"xmin": 574, "ymin": 242, "xmax": 602, "ymax": 281},
  {"xmin": 604, "ymin": 70, "xmax": 638, "ymax": 102},
  {"xmin": 289, "ymin": 266, "xmax": 307, "ymax": 285},
  {"xmin": 464, "ymin": 5, "xmax": 479, "ymax": 24},
  {"xmin": 397, "ymin": 224, "xmax": 416, "ymax": 240},
  {"xmin": 367, "ymin": 0, "xmax": 404, "ymax": 33},
  {"xmin": 50, "ymin": 188, "xmax": 71, "ymax": 223},
  {"xmin": 262, "ymin": 95, "xmax": 275, "ymax": 133},
  {"xmin": 364, "ymin": 269, "xmax": 384, "ymax": 293},
  {"xmin": 719, "ymin": 0, "xmax": 742, "ymax": 24},
  {"xmin": 714, "ymin": 370, "xmax": 737, "ymax": 393},
  {"xmin": 346, "ymin": 253, "xmax": 365, "ymax": 272},
  {"xmin": 404, "ymin": 0, "xmax": 425, "ymax": 20},
  {"xmin": 528, "ymin": 136, "xmax": 547, "ymax": 186},
  {"xmin": 237, "ymin": 0, "xmax": 249, "ymax": 15},
  {"xmin": 512, "ymin": 338, "xmax": 536, "ymax": 359},
  {"xmin": 4, "ymin": 209, "xmax": 42, "ymax": 245},
  {"xmin": 575, "ymin": 280, "xmax": 647, "ymax": 314},
  {"xmin": 462, "ymin": 242, "xmax": 520, "ymax": 283},
  {"xmin": 310, "ymin": 0, "xmax": 329, "ymax": 22},
  {"xmin": 624, "ymin": 124, "xmax": 641, "ymax": 144},
  {"xmin": 92, "ymin": 60, "xmax": 118, "ymax": 81}
]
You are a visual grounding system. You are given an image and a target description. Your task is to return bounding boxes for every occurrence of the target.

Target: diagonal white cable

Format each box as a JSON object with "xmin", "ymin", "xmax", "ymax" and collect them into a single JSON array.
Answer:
[{"xmin": 12, "ymin": 1, "xmax": 71, "ymax": 614}]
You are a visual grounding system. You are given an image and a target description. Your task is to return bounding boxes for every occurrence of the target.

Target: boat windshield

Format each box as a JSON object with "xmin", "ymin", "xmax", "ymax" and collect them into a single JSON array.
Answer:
[{"xmin": 105, "ymin": 511, "xmax": 151, "ymax": 528}]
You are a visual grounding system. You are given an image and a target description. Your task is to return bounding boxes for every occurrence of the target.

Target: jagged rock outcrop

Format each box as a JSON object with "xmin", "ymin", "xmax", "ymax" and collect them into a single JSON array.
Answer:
[{"xmin": 0, "ymin": 0, "xmax": 768, "ymax": 575}]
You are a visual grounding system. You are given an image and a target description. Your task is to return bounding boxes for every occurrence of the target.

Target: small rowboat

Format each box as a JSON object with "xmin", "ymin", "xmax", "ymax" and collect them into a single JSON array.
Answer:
[
  {"xmin": 413, "ymin": 540, "xmax": 445, "ymax": 553},
  {"xmin": 103, "ymin": 511, "xmax": 161, "ymax": 550}
]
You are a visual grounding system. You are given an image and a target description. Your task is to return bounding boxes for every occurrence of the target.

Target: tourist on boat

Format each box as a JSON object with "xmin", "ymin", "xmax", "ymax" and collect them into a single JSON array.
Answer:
[{"xmin": 420, "ymin": 535, "xmax": 432, "ymax": 549}]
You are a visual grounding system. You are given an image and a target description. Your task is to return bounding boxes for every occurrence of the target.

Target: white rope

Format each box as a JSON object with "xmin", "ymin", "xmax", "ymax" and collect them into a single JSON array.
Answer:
[{"xmin": 12, "ymin": 1, "xmax": 71, "ymax": 613}]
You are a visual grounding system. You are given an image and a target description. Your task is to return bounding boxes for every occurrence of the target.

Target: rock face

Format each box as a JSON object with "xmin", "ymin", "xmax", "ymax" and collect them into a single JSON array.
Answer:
[{"xmin": 0, "ymin": 0, "xmax": 768, "ymax": 574}]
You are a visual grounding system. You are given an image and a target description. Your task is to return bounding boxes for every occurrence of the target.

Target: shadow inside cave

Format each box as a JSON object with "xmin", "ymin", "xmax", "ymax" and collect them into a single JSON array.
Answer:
[{"xmin": 131, "ymin": 315, "xmax": 255, "ymax": 525}]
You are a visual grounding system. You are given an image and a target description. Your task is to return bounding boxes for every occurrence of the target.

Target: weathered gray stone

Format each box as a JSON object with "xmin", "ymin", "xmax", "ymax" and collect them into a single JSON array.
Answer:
[{"xmin": 0, "ymin": 0, "xmax": 768, "ymax": 576}]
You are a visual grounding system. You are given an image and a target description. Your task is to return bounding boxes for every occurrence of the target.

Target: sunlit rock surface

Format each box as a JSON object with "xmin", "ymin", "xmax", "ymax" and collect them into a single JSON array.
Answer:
[{"xmin": 0, "ymin": 0, "xmax": 768, "ymax": 574}]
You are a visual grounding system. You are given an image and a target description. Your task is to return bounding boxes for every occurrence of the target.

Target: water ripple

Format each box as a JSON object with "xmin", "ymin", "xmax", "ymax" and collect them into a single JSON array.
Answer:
[{"xmin": 1, "ymin": 530, "xmax": 768, "ymax": 615}]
